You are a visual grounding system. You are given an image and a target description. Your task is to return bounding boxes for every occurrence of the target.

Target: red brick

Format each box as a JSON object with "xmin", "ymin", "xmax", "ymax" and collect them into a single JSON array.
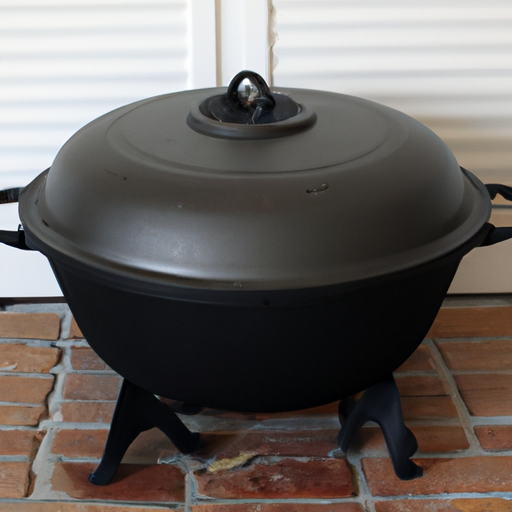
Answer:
[
  {"xmin": 198, "ymin": 401, "xmax": 340, "ymax": 421},
  {"xmin": 52, "ymin": 462, "xmax": 185, "ymax": 502},
  {"xmin": 428, "ymin": 306, "xmax": 512, "ymax": 338},
  {"xmin": 448, "ymin": 499, "xmax": 512, "ymax": 512},
  {"xmin": 438, "ymin": 339, "xmax": 512, "ymax": 371},
  {"xmin": 70, "ymin": 347, "xmax": 110, "ymax": 371},
  {"xmin": 395, "ymin": 345, "xmax": 435, "ymax": 372},
  {"xmin": 358, "ymin": 425, "xmax": 469, "ymax": 454},
  {"xmin": 191, "ymin": 505, "xmax": 364, "ymax": 512},
  {"xmin": 363, "ymin": 456, "xmax": 512, "ymax": 496},
  {"xmin": 395, "ymin": 375, "xmax": 446, "ymax": 396},
  {"xmin": 413, "ymin": 425, "xmax": 469, "ymax": 452},
  {"xmin": 0, "ymin": 344, "xmax": 61, "ymax": 372},
  {"xmin": 51, "ymin": 428, "xmax": 179, "ymax": 463},
  {"xmin": 401, "ymin": 396, "xmax": 459, "ymax": 421},
  {"xmin": 67, "ymin": 317, "xmax": 84, "ymax": 339},
  {"xmin": 375, "ymin": 499, "xmax": 512, "ymax": 511},
  {"xmin": 0, "ymin": 404, "xmax": 47, "ymax": 426},
  {"xmin": 63, "ymin": 374, "xmax": 121, "ymax": 401},
  {"xmin": 59, "ymin": 401, "xmax": 115, "ymax": 423},
  {"xmin": 200, "ymin": 430, "xmax": 339, "ymax": 460},
  {"xmin": 0, "ymin": 504, "xmax": 177, "ymax": 512},
  {"xmin": 0, "ymin": 461, "xmax": 31, "ymax": 498},
  {"xmin": 0, "ymin": 375, "xmax": 54, "ymax": 404},
  {"xmin": 194, "ymin": 458, "xmax": 353, "ymax": 499},
  {"xmin": 474, "ymin": 425, "xmax": 512, "ymax": 450},
  {"xmin": 51, "ymin": 429, "xmax": 109, "ymax": 458},
  {"xmin": 0, "ymin": 429, "xmax": 44, "ymax": 457},
  {"xmin": 455, "ymin": 374, "xmax": 512, "ymax": 416},
  {"xmin": 0, "ymin": 312, "xmax": 60, "ymax": 340}
]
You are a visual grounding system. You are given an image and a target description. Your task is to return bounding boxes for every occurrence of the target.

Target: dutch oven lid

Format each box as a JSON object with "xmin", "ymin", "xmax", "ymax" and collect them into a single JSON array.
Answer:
[{"xmin": 20, "ymin": 71, "xmax": 491, "ymax": 292}]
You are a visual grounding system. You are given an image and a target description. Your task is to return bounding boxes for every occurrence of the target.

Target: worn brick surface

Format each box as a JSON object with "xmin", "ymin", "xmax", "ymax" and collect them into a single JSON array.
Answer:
[
  {"xmin": 428, "ymin": 306, "xmax": 512, "ymax": 338},
  {"xmin": 52, "ymin": 429, "xmax": 109, "ymax": 458},
  {"xmin": 51, "ymin": 428, "xmax": 179, "ymax": 463},
  {"xmin": 0, "ymin": 461, "xmax": 31, "ymax": 498},
  {"xmin": 195, "ymin": 458, "xmax": 353, "ymax": 499},
  {"xmin": 63, "ymin": 374, "xmax": 121, "ymax": 401},
  {"xmin": 375, "ymin": 499, "xmax": 512, "ymax": 511},
  {"xmin": 363, "ymin": 456, "xmax": 512, "ymax": 496},
  {"xmin": 395, "ymin": 345, "xmax": 436, "ymax": 372},
  {"xmin": 52, "ymin": 462, "xmax": 185, "ymax": 502},
  {"xmin": 358, "ymin": 425, "xmax": 469, "ymax": 453},
  {"xmin": 401, "ymin": 396, "xmax": 459, "ymax": 421},
  {"xmin": 0, "ymin": 504, "xmax": 177, "ymax": 512},
  {"xmin": 395, "ymin": 375, "xmax": 446, "ymax": 396},
  {"xmin": 0, "ymin": 404, "xmax": 47, "ymax": 426},
  {"xmin": 199, "ymin": 430, "xmax": 339, "ymax": 460},
  {"xmin": 0, "ymin": 375, "xmax": 54, "ymax": 404},
  {"xmin": 0, "ymin": 312, "xmax": 60, "ymax": 340},
  {"xmin": 59, "ymin": 401, "xmax": 115, "ymax": 423},
  {"xmin": 70, "ymin": 347, "xmax": 110, "ymax": 371},
  {"xmin": 67, "ymin": 316, "xmax": 84, "ymax": 339},
  {"xmin": 191, "ymin": 505, "xmax": 364, "ymax": 512},
  {"xmin": 455, "ymin": 373, "xmax": 512, "ymax": 416},
  {"xmin": 438, "ymin": 339, "xmax": 512, "ymax": 371},
  {"xmin": 474, "ymin": 425, "xmax": 512, "ymax": 450},
  {"xmin": 0, "ymin": 344, "xmax": 61, "ymax": 373},
  {"xmin": 0, "ymin": 429, "xmax": 44, "ymax": 457}
]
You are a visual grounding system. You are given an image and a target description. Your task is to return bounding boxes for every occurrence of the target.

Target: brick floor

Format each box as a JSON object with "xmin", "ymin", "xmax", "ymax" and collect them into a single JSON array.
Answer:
[{"xmin": 1, "ymin": 301, "xmax": 512, "ymax": 509}]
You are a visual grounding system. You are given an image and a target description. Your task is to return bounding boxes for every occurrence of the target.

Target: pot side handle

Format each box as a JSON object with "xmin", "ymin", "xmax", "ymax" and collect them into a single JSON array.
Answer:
[
  {"xmin": 481, "ymin": 183, "xmax": 512, "ymax": 247},
  {"xmin": 0, "ymin": 187, "xmax": 31, "ymax": 250}
]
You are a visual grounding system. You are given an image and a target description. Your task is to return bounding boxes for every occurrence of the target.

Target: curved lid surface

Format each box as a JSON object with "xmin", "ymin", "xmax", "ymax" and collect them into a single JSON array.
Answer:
[{"xmin": 19, "ymin": 86, "xmax": 491, "ymax": 291}]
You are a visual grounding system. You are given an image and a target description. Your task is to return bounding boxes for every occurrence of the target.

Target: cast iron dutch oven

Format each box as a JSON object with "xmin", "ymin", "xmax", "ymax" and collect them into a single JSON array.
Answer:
[{"xmin": 2, "ymin": 71, "xmax": 512, "ymax": 413}]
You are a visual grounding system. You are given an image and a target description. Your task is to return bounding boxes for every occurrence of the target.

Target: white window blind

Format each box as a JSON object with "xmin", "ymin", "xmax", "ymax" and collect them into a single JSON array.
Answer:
[
  {"xmin": 273, "ymin": 0, "xmax": 512, "ymax": 185},
  {"xmin": 0, "ymin": 0, "xmax": 188, "ymax": 189}
]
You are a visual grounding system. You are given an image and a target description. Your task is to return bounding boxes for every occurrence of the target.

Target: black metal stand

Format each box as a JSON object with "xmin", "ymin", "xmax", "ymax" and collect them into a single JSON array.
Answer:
[
  {"xmin": 91, "ymin": 375, "xmax": 422, "ymax": 485},
  {"xmin": 89, "ymin": 379, "xmax": 201, "ymax": 486},
  {"xmin": 337, "ymin": 374, "xmax": 423, "ymax": 480}
]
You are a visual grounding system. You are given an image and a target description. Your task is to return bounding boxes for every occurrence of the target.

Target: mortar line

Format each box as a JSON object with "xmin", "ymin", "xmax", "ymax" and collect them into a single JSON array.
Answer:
[
  {"xmin": 345, "ymin": 446, "xmax": 374, "ymax": 510},
  {"xmin": 424, "ymin": 337, "xmax": 482, "ymax": 452},
  {"xmin": 185, "ymin": 472, "xmax": 195, "ymax": 512}
]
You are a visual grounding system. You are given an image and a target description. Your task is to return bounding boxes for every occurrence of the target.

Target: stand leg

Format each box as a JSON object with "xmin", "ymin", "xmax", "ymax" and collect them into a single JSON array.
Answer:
[
  {"xmin": 89, "ymin": 379, "xmax": 201, "ymax": 486},
  {"xmin": 337, "ymin": 374, "xmax": 423, "ymax": 481}
]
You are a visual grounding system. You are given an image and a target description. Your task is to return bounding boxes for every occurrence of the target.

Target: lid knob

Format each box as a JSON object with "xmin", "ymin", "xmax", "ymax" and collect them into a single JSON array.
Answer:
[
  {"xmin": 187, "ymin": 70, "xmax": 317, "ymax": 139},
  {"xmin": 205, "ymin": 70, "xmax": 300, "ymax": 125},
  {"xmin": 227, "ymin": 71, "xmax": 277, "ymax": 124}
]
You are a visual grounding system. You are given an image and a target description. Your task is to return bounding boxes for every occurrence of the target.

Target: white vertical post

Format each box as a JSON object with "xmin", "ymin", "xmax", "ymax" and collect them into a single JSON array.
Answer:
[
  {"xmin": 218, "ymin": 0, "xmax": 272, "ymax": 86},
  {"xmin": 186, "ymin": 0, "xmax": 217, "ymax": 89},
  {"xmin": 187, "ymin": 0, "xmax": 273, "ymax": 88}
]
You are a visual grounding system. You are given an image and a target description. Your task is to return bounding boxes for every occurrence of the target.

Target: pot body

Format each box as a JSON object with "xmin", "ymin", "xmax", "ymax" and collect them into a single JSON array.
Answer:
[{"xmin": 49, "ymin": 246, "xmax": 466, "ymax": 413}]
